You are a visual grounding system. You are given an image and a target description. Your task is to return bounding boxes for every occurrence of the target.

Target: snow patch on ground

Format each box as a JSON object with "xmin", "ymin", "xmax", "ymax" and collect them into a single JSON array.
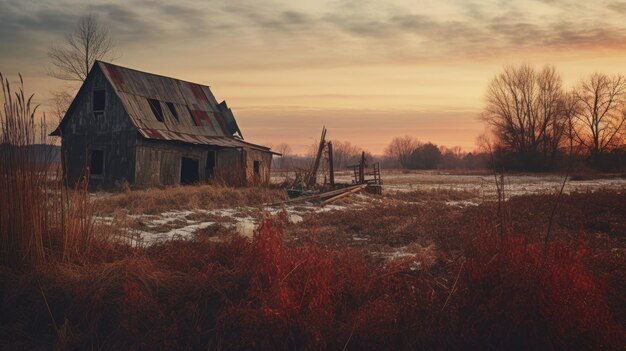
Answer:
[
  {"xmin": 136, "ymin": 221, "xmax": 215, "ymax": 243},
  {"xmin": 102, "ymin": 171, "xmax": 625, "ymax": 245}
]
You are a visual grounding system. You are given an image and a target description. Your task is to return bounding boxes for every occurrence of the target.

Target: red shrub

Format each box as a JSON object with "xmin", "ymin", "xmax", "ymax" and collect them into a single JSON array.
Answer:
[{"xmin": 458, "ymin": 228, "xmax": 625, "ymax": 350}]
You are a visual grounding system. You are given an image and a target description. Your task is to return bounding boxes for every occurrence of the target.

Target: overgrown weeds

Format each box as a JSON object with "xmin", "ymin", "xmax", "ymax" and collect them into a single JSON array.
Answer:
[
  {"xmin": 0, "ymin": 74, "xmax": 96, "ymax": 267},
  {"xmin": 2, "ymin": 202, "xmax": 623, "ymax": 349},
  {"xmin": 93, "ymin": 183, "xmax": 287, "ymax": 215}
]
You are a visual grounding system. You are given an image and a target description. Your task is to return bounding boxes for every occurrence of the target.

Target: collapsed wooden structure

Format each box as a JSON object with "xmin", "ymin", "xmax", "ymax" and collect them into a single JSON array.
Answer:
[{"xmin": 281, "ymin": 127, "xmax": 383, "ymax": 205}]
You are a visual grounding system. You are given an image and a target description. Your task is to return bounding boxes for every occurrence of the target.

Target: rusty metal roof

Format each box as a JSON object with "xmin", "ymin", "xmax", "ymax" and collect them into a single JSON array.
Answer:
[{"xmin": 94, "ymin": 61, "xmax": 271, "ymax": 152}]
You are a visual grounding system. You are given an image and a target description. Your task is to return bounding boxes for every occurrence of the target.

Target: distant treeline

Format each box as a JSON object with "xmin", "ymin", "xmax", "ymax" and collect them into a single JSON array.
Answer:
[
  {"xmin": 271, "ymin": 138, "xmax": 489, "ymax": 171},
  {"xmin": 273, "ymin": 64, "xmax": 626, "ymax": 173}
]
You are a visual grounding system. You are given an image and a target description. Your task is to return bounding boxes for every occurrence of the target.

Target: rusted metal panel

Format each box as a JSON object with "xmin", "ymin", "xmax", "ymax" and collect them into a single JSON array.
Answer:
[
  {"xmin": 99, "ymin": 61, "xmax": 242, "ymax": 140},
  {"xmin": 217, "ymin": 101, "xmax": 243, "ymax": 137},
  {"xmin": 106, "ymin": 63, "xmax": 126, "ymax": 89}
]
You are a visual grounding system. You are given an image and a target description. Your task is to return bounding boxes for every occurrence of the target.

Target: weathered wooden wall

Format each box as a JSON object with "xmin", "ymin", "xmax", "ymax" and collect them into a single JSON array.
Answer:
[
  {"xmin": 60, "ymin": 66, "xmax": 136, "ymax": 188},
  {"xmin": 135, "ymin": 139, "xmax": 262, "ymax": 187},
  {"xmin": 135, "ymin": 139, "xmax": 212, "ymax": 186},
  {"xmin": 214, "ymin": 148, "xmax": 246, "ymax": 185},
  {"xmin": 244, "ymin": 148, "xmax": 273, "ymax": 185}
]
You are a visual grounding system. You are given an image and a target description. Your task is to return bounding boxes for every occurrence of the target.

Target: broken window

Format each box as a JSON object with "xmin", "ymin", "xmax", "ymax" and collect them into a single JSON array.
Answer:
[
  {"xmin": 253, "ymin": 160, "xmax": 260, "ymax": 175},
  {"xmin": 166, "ymin": 102, "xmax": 179, "ymax": 121},
  {"xmin": 89, "ymin": 149, "xmax": 104, "ymax": 176},
  {"xmin": 93, "ymin": 90, "xmax": 105, "ymax": 118},
  {"xmin": 93, "ymin": 90, "xmax": 105, "ymax": 111},
  {"xmin": 148, "ymin": 98, "xmax": 164, "ymax": 122}
]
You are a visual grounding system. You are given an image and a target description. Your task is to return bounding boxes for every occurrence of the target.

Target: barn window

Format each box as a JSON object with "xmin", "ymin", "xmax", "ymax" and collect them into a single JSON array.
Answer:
[
  {"xmin": 148, "ymin": 98, "xmax": 164, "ymax": 122},
  {"xmin": 166, "ymin": 102, "xmax": 179, "ymax": 121},
  {"xmin": 93, "ymin": 90, "xmax": 105, "ymax": 116},
  {"xmin": 89, "ymin": 149, "xmax": 104, "ymax": 176},
  {"xmin": 253, "ymin": 160, "xmax": 260, "ymax": 175}
]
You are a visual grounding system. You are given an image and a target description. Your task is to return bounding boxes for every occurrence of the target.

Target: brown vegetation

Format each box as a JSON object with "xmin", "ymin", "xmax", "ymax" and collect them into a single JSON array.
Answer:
[
  {"xmin": 0, "ymin": 74, "xmax": 97, "ymax": 267},
  {"xmin": 1, "ymin": 190, "xmax": 625, "ymax": 349},
  {"xmin": 92, "ymin": 184, "xmax": 287, "ymax": 216}
]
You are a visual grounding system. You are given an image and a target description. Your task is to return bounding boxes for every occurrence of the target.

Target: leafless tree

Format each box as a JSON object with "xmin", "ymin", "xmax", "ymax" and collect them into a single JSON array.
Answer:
[
  {"xmin": 572, "ymin": 73, "xmax": 626, "ymax": 157},
  {"xmin": 384, "ymin": 136, "xmax": 420, "ymax": 168},
  {"xmin": 47, "ymin": 14, "xmax": 115, "ymax": 82},
  {"xmin": 49, "ymin": 89, "xmax": 74, "ymax": 123},
  {"xmin": 273, "ymin": 143, "xmax": 292, "ymax": 169},
  {"xmin": 482, "ymin": 64, "xmax": 569, "ymax": 169},
  {"xmin": 330, "ymin": 140, "xmax": 361, "ymax": 168}
]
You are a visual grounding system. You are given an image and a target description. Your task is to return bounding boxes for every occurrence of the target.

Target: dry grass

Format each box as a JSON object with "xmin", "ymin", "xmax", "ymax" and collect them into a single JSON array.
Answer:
[
  {"xmin": 93, "ymin": 184, "xmax": 287, "ymax": 216},
  {"xmin": 384, "ymin": 188, "xmax": 479, "ymax": 203},
  {"xmin": 2, "ymin": 192, "xmax": 624, "ymax": 349},
  {"xmin": 0, "ymin": 74, "xmax": 97, "ymax": 267}
]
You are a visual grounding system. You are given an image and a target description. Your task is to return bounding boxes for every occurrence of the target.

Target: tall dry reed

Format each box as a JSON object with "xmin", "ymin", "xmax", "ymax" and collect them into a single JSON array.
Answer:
[{"xmin": 0, "ymin": 73, "xmax": 95, "ymax": 267}]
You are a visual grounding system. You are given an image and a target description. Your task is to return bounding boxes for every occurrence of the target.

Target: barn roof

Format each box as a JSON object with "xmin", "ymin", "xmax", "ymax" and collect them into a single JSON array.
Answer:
[{"xmin": 54, "ymin": 61, "xmax": 274, "ymax": 153}]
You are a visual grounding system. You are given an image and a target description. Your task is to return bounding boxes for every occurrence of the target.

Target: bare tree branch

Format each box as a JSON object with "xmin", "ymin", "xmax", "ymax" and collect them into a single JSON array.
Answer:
[
  {"xmin": 481, "ymin": 64, "xmax": 569, "ymax": 170},
  {"xmin": 384, "ymin": 136, "xmax": 420, "ymax": 168},
  {"xmin": 47, "ymin": 14, "xmax": 116, "ymax": 82},
  {"xmin": 573, "ymin": 73, "xmax": 626, "ymax": 156}
]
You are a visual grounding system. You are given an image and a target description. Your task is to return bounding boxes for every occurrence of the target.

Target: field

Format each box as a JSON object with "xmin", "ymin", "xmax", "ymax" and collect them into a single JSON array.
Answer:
[
  {"xmin": 94, "ymin": 169, "xmax": 626, "ymax": 246},
  {"xmin": 2, "ymin": 169, "xmax": 625, "ymax": 349}
]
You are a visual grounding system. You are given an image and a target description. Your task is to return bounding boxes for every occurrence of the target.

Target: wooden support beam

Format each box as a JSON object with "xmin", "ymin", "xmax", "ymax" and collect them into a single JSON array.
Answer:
[
  {"xmin": 266, "ymin": 184, "xmax": 365, "ymax": 207},
  {"xmin": 358, "ymin": 151, "xmax": 365, "ymax": 184},
  {"xmin": 328, "ymin": 141, "xmax": 334, "ymax": 186},
  {"xmin": 320, "ymin": 184, "xmax": 368, "ymax": 206},
  {"xmin": 305, "ymin": 126, "xmax": 326, "ymax": 187}
]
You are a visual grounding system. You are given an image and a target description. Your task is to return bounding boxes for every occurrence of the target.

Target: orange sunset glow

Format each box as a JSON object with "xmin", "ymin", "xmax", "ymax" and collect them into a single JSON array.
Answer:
[{"xmin": 3, "ymin": 0, "xmax": 626, "ymax": 153}]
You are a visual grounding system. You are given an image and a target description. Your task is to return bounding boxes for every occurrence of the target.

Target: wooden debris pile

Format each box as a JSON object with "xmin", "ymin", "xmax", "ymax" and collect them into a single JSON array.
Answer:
[
  {"xmin": 280, "ymin": 126, "xmax": 383, "ymax": 206},
  {"xmin": 269, "ymin": 184, "xmax": 368, "ymax": 207}
]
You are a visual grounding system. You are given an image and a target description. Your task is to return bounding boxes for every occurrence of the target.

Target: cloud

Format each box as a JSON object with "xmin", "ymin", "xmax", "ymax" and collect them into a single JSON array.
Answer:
[
  {"xmin": 3, "ymin": 0, "xmax": 626, "ymax": 73},
  {"xmin": 607, "ymin": 1, "xmax": 626, "ymax": 13}
]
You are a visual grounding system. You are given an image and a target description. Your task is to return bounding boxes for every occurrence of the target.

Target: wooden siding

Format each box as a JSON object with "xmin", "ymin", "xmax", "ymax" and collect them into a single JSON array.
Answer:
[
  {"xmin": 60, "ymin": 66, "xmax": 136, "ymax": 188},
  {"xmin": 215, "ymin": 148, "xmax": 246, "ymax": 185},
  {"xmin": 244, "ymin": 148, "xmax": 272, "ymax": 185},
  {"xmin": 135, "ymin": 139, "xmax": 253, "ymax": 187}
]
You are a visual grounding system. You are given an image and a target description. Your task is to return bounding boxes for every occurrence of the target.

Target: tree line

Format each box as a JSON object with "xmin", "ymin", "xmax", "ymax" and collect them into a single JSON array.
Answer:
[
  {"xmin": 272, "ymin": 137, "xmax": 488, "ymax": 171},
  {"xmin": 482, "ymin": 64, "xmax": 626, "ymax": 172}
]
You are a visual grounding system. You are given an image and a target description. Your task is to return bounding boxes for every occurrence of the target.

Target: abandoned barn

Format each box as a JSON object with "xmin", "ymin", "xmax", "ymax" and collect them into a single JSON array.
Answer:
[{"xmin": 52, "ymin": 61, "xmax": 276, "ymax": 188}]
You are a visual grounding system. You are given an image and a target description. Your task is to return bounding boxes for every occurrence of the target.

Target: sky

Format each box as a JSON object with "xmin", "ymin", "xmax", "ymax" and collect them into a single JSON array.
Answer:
[{"xmin": 2, "ymin": 0, "xmax": 626, "ymax": 154}]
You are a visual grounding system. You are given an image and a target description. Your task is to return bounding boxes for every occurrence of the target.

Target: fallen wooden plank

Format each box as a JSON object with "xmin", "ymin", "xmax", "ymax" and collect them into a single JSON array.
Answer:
[
  {"xmin": 266, "ymin": 184, "xmax": 365, "ymax": 207},
  {"xmin": 320, "ymin": 184, "xmax": 368, "ymax": 206}
]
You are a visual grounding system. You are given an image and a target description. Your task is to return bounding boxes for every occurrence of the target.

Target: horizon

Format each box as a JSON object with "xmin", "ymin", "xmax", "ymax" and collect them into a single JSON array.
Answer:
[{"xmin": 3, "ymin": 0, "xmax": 626, "ymax": 154}]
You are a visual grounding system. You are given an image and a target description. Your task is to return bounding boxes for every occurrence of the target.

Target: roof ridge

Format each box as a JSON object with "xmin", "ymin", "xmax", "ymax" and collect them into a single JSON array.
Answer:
[{"xmin": 96, "ymin": 60, "xmax": 212, "ymax": 88}]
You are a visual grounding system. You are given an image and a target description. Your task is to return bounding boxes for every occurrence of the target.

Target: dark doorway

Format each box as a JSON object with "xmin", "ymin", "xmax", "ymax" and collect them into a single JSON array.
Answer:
[
  {"xmin": 253, "ymin": 160, "xmax": 261, "ymax": 175},
  {"xmin": 206, "ymin": 151, "xmax": 216, "ymax": 178},
  {"xmin": 180, "ymin": 157, "xmax": 199, "ymax": 184},
  {"xmin": 88, "ymin": 149, "xmax": 104, "ymax": 176}
]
